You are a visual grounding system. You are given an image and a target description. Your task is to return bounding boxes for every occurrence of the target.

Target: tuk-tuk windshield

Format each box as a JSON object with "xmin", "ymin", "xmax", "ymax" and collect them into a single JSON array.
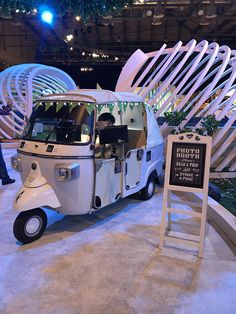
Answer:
[{"xmin": 22, "ymin": 101, "xmax": 94, "ymax": 145}]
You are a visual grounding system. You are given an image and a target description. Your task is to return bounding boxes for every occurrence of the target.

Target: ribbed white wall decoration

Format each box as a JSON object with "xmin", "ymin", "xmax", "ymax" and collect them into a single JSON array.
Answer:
[
  {"xmin": 0, "ymin": 64, "xmax": 76, "ymax": 139},
  {"xmin": 115, "ymin": 40, "xmax": 236, "ymax": 174}
]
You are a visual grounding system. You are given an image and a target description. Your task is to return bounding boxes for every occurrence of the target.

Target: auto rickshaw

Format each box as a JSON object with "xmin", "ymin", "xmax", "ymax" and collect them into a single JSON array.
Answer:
[{"xmin": 12, "ymin": 89, "xmax": 163, "ymax": 243}]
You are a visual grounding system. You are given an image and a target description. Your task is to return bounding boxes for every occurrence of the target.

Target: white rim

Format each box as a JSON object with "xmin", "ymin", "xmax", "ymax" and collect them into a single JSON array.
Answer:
[
  {"xmin": 147, "ymin": 181, "xmax": 154, "ymax": 196},
  {"xmin": 24, "ymin": 216, "xmax": 42, "ymax": 237}
]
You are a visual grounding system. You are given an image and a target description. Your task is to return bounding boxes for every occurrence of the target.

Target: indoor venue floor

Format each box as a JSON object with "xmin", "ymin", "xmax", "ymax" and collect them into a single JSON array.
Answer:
[{"xmin": 1, "ymin": 148, "xmax": 236, "ymax": 314}]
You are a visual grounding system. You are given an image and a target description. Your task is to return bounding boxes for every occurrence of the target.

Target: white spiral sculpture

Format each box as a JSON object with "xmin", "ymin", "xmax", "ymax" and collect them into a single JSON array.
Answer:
[
  {"xmin": 0, "ymin": 64, "xmax": 76, "ymax": 139},
  {"xmin": 115, "ymin": 39, "xmax": 236, "ymax": 174}
]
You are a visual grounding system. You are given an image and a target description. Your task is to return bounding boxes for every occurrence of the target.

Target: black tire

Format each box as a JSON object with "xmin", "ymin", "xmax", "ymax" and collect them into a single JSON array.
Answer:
[
  {"xmin": 13, "ymin": 208, "xmax": 47, "ymax": 244},
  {"xmin": 140, "ymin": 175, "xmax": 156, "ymax": 200}
]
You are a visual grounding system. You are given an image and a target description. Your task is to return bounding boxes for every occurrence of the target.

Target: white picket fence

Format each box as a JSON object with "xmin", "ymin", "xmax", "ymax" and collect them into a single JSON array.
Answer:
[{"xmin": 115, "ymin": 40, "xmax": 236, "ymax": 175}]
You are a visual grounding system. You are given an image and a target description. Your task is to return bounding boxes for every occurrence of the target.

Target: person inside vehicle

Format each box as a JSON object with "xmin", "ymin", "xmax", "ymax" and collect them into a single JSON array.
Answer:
[
  {"xmin": 97, "ymin": 112, "xmax": 115, "ymax": 130},
  {"xmin": 95, "ymin": 112, "xmax": 116, "ymax": 158}
]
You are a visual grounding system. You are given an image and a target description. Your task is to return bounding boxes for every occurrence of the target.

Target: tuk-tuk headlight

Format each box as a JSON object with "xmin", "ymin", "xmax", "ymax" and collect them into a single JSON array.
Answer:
[
  {"xmin": 55, "ymin": 163, "xmax": 80, "ymax": 182},
  {"xmin": 11, "ymin": 154, "xmax": 22, "ymax": 172},
  {"xmin": 58, "ymin": 168, "xmax": 68, "ymax": 179}
]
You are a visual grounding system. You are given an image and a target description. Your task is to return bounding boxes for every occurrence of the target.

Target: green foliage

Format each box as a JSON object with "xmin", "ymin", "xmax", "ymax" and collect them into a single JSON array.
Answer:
[
  {"xmin": 194, "ymin": 127, "xmax": 204, "ymax": 136},
  {"xmin": 210, "ymin": 178, "xmax": 236, "ymax": 216},
  {"xmin": 200, "ymin": 114, "xmax": 220, "ymax": 136},
  {"xmin": 164, "ymin": 111, "xmax": 219, "ymax": 137},
  {"xmin": 164, "ymin": 111, "xmax": 187, "ymax": 134},
  {"xmin": 0, "ymin": 0, "xmax": 133, "ymax": 19}
]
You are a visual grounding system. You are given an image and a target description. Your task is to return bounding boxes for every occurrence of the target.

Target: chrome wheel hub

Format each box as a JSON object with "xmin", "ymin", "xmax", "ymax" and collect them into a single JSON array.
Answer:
[
  {"xmin": 25, "ymin": 216, "xmax": 42, "ymax": 236},
  {"xmin": 148, "ymin": 181, "xmax": 154, "ymax": 195}
]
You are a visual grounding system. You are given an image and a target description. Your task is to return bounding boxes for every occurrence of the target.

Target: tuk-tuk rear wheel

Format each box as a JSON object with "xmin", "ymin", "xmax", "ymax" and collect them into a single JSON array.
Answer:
[
  {"xmin": 13, "ymin": 208, "xmax": 47, "ymax": 244},
  {"xmin": 140, "ymin": 175, "xmax": 156, "ymax": 200}
]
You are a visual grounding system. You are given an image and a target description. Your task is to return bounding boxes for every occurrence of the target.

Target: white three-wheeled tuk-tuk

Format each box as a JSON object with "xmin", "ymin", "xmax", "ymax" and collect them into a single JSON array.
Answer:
[{"xmin": 12, "ymin": 89, "xmax": 164, "ymax": 243}]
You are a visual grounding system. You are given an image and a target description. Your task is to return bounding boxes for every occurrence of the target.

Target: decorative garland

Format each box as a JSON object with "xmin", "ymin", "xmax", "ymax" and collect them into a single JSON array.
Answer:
[
  {"xmin": 35, "ymin": 101, "xmax": 145, "ymax": 115},
  {"xmin": 0, "ymin": 0, "xmax": 133, "ymax": 19}
]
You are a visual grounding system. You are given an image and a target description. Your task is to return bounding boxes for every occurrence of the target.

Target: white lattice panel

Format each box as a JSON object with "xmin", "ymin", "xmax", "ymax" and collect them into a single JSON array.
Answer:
[
  {"xmin": 0, "ymin": 64, "xmax": 76, "ymax": 139},
  {"xmin": 115, "ymin": 40, "xmax": 236, "ymax": 173}
]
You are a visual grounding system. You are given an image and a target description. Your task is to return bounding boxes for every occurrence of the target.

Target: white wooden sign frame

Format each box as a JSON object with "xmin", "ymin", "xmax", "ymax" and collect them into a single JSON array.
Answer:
[{"xmin": 159, "ymin": 133, "xmax": 212, "ymax": 257}]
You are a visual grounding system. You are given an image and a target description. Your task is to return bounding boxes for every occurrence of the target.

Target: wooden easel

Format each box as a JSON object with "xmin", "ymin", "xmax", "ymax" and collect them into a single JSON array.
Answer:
[{"xmin": 159, "ymin": 133, "xmax": 212, "ymax": 258}]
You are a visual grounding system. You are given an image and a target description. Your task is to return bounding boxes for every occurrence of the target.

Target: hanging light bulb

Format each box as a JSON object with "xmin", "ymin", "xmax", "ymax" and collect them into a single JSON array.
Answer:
[
  {"xmin": 146, "ymin": 10, "xmax": 153, "ymax": 17},
  {"xmin": 199, "ymin": 15, "xmax": 210, "ymax": 26},
  {"xmin": 65, "ymin": 34, "xmax": 73, "ymax": 42},
  {"xmin": 206, "ymin": 1, "xmax": 217, "ymax": 19},
  {"xmin": 152, "ymin": 17, "xmax": 162, "ymax": 26},
  {"xmin": 153, "ymin": 2, "xmax": 165, "ymax": 19}
]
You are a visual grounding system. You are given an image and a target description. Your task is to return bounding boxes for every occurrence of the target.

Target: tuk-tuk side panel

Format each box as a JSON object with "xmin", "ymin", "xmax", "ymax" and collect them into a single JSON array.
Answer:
[
  {"xmin": 147, "ymin": 143, "xmax": 164, "ymax": 175},
  {"xmin": 122, "ymin": 144, "xmax": 163, "ymax": 198},
  {"xmin": 18, "ymin": 152, "xmax": 94, "ymax": 215},
  {"xmin": 94, "ymin": 158, "xmax": 121, "ymax": 209},
  {"xmin": 125, "ymin": 149, "xmax": 143, "ymax": 190}
]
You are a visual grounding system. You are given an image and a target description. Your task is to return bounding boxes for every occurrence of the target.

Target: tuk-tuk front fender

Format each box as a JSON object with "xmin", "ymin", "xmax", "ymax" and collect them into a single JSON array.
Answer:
[{"xmin": 14, "ymin": 184, "xmax": 61, "ymax": 212}]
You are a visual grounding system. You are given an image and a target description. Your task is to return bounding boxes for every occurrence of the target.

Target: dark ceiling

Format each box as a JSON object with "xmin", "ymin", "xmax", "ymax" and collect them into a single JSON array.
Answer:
[{"xmin": 1, "ymin": 0, "xmax": 236, "ymax": 68}]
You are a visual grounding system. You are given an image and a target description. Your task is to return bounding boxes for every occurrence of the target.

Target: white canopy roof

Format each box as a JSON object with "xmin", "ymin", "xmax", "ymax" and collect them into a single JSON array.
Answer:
[
  {"xmin": 42, "ymin": 89, "xmax": 143, "ymax": 104},
  {"xmin": 145, "ymin": 106, "xmax": 163, "ymax": 148}
]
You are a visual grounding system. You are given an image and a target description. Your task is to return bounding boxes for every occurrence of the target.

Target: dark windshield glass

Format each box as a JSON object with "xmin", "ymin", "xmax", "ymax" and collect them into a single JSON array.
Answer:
[{"xmin": 22, "ymin": 101, "xmax": 94, "ymax": 145}]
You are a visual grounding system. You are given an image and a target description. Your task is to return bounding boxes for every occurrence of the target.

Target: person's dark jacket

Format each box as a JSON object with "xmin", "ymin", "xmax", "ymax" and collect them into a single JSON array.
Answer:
[{"xmin": 0, "ymin": 104, "xmax": 12, "ymax": 115}]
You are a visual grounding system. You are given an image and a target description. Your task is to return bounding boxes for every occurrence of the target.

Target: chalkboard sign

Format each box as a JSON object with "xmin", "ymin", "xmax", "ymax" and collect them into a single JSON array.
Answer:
[
  {"xmin": 160, "ymin": 133, "xmax": 212, "ymax": 257},
  {"xmin": 169, "ymin": 142, "xmax": 206, "ymax": 188}
]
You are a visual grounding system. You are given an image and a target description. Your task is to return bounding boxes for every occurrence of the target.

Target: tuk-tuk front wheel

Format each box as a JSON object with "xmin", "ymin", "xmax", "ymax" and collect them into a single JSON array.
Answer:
[
  {"xmin": 140, "ymin": 175, "xmax": 156, "ymax": 200},
  {"xmin": 13, "ymin": 208, "xmax": 47, "ymax": 244}
]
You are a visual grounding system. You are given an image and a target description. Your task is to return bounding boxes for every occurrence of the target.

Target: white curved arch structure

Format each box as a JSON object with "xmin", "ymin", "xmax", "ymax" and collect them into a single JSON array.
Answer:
[
  {"xmin": 116, "ymin": 40, "xmax": 236, "ymax": 174},
  {"xmin": 0, "ymin": 64, "xmax": 76, "ymax": 139}
]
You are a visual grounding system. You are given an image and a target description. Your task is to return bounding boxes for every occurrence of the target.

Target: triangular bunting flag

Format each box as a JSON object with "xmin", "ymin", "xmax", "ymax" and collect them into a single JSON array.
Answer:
[
  {"xmin": 69, "ymin": 103, "xmax": 78, "ymax": 113},
  {"xmin": 136, "ymin": 102, "xmax": 142, "ymax": 110},
  {"xmin": 129, "ymin": 103, "xmax": 134, "ymax": 111},
  {"xmin": 97, "ymin": 105, "xmax": 103, "ymax": 114},
  {"xmin": 35, "ymin": 102, "xmax": 42, "ymax": 110},
  {"xmin": 56, "ymin": 102, "xmax": 65, "ymax": 113},
  {"xmin": 108, "ymin": 103, "xmax": 114, "ymax": 114},
  {"xmin": 45, "ymin": 103, "xmax": 52, "ymax": 112},
  {"xmin": 123, "ymin": 102, "xmax": 128, "ymax": 112},
  {"xmin": 118, "ymin": 102, "xmax": 123, "ymax": 112},
  {"xmin": 85, "ymin": 103, "xmax": 94, "ymax": 115},
  {"xmin": 144, "ymin": 102, "xmax": 151, "ymax": 112}
]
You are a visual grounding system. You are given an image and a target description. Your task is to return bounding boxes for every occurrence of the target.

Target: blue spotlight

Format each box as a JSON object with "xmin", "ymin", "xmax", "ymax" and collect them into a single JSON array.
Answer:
[{"xmin": 41, "ymin": 10, "xmax": 53, "ymax": 24}]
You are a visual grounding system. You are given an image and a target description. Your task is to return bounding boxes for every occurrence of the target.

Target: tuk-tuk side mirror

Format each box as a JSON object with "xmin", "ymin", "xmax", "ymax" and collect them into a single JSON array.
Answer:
[{"xmin": 99, "ymin": 125, "xmax": 129, "ymax": 145}]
